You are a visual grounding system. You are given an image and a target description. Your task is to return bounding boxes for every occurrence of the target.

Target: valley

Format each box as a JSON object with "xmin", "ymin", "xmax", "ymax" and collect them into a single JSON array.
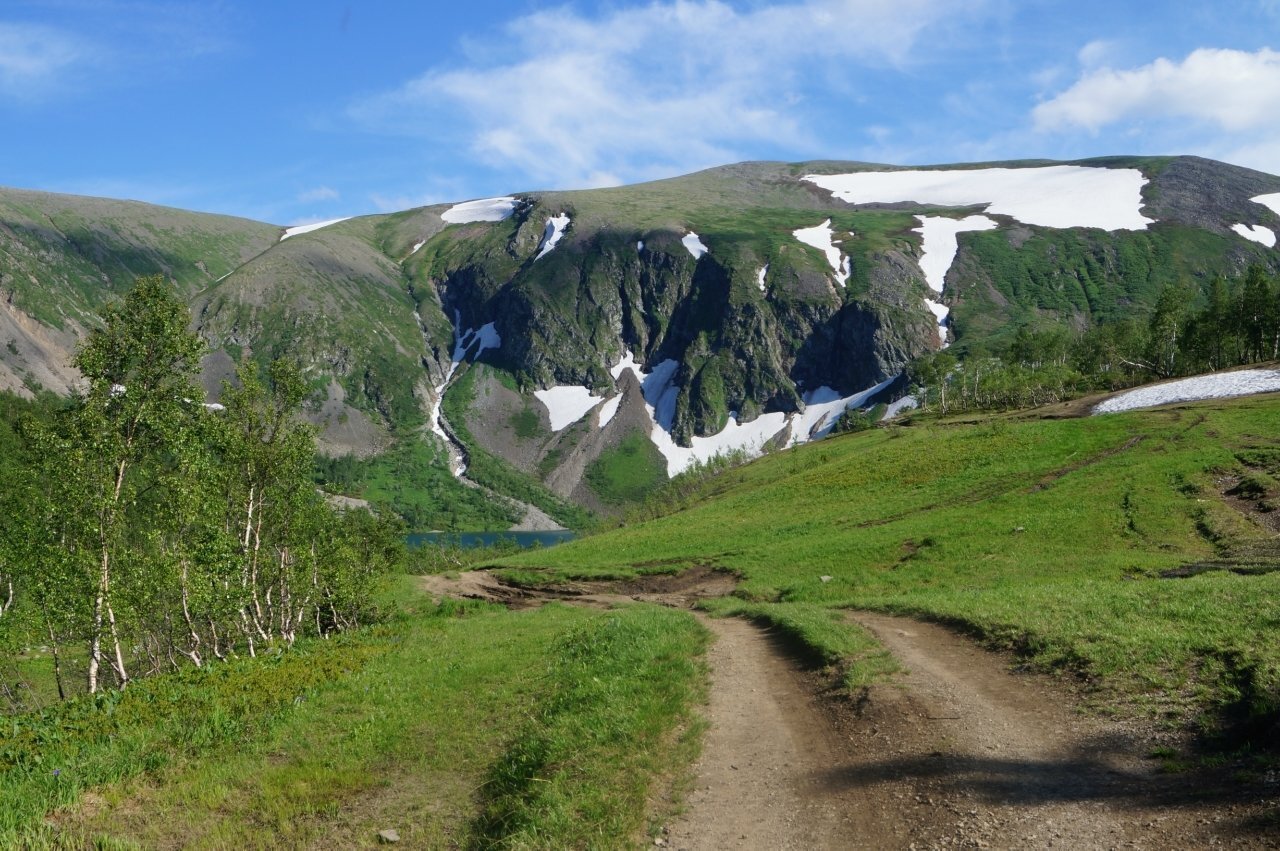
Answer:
[{"xmin": 2, "ymin": 156, "xmax": 1280, "ymax": 847}]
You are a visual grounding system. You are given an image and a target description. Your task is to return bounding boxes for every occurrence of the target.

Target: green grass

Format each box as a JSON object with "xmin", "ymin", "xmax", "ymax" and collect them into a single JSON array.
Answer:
[
  {"xmin": 585, "ymin": 433, "xmax": 669, "ymax": 505},
  {"xmin": 496, "ymin": 395, "xmax": 1280, "ymax": 734},
  {"xmin": 8, "ymin": 578, "xmax": 709, "ymax": 849},
  {"xmin": 1, "ymin": 623, "xmax": 390, "ymax": 846},
  {"xmin": 315, "ymin": 437, "xmax": 521, "ymax": 531},
  {"xmin": 471, "ymin": 605, "xmax": 709, "ymax": 848},
  {"xmin": 510, "ymin": 406, "xmax": 542, "ymax": 439}
]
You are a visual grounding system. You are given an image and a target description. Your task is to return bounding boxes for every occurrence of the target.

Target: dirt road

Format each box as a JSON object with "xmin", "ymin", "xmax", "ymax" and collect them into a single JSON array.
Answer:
[
  {"xmin": 664, "ymin": 611, "xmax": 1278, "ymax": 849},
  {"xmin": 420, "ymin": 572, "xmax": 1278, "ymax": 848}
]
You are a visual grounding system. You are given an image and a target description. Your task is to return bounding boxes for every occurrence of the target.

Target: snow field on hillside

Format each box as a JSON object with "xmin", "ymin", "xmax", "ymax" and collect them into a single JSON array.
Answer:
[
  {"xmin": 1252, "ymin": 193, "xmax": 1280, "ymax": 216},
  {"xmin": 793, "ymin": 220, "xmax": 849, "ymax": 286},
  {"xmin": 280, "ymin": 217, "xmax": 352, "ymax": 241},
  {"xmin": 913, "ymin": 214, "xmax": 998, "ymax": 333},
  {"xmin": 610, "ymin": 352, "xmax": 892, "ymax": 476},
  {"xmin": 534, "ymin": 385, "xmax": 603, "ymax": 431},
  {"xmin": 536, "ymin": 214, "xmax": 571, "ymax": 259},
  {"xmin": 915, "ymin": 215, "xmax": 998, "ymax": 293},
  {"xmin": 1093, "ymin": 369, "xmax": 1280, "ymax": 414},
  {"xmin": 1232, "ymin": 223, "xmax": 1277, "ymax": 247},
  {"xmin": 682, "ymin": 232, "xmax": 709, "ymax": 259},
  {"xmin": 757, "ymin": 265, "xmax": 768, "ymax": 292},
  {"xmin": 441, "ymin": 197, "xmax": 518, "ymax": 224},
  {"xmin": 803, "ymin": 166, "xmax": 1153, "ymax": 231}
]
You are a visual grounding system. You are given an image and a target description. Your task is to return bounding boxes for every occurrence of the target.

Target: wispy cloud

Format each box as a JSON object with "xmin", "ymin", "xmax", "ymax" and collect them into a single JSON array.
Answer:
[
  {"xmin": 298, "ymin": 185, "xmax": 339, "ymax": 203},
  {"xmin": 350, "ymin": 0, "xmax": 980, "ymax": 189},
  {"xmin": 0, "ymin": 3, "xmax": 232, "ymax": 103},
  {"xmin": 0, "ymin": 22, "xmax": 85, "ymax": 98}
]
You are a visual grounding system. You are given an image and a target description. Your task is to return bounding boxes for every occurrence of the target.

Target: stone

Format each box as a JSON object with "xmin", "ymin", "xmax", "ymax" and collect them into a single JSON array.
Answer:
[{"xmin": 377, "ymin": 828, "xmax": 400, "ymax": 844}]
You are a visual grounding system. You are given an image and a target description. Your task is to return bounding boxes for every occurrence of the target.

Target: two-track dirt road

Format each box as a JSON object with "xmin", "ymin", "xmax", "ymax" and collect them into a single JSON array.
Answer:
[{"xmin": 422, "ymin": 572, "xmax": 1279, "ymax": 848}]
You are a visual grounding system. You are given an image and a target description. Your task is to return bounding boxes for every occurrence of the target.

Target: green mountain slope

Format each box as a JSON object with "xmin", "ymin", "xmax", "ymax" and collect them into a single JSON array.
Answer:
[{"xmin": 2, "ymin": 155, "xmax": 1278, "ymax": 527}]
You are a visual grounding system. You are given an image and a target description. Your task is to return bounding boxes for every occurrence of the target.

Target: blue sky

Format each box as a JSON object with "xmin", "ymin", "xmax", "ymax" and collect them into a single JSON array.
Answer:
[{"xmin": 2, "ymin": 1, "xmax": 1278, "ymax": 225}]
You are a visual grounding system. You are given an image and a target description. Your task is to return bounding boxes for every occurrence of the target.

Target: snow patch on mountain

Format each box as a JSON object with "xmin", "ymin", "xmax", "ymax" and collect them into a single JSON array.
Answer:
[
  {"xmin": 534, "ymin": 385, "xmax": 602, "ymax": 431},
  {"xmin": 597, "ymin": 394, "xmax": 623, "ymax": 429},
  {"xmin": 804, "ymin": 166, "xmax": 1153, "ymax": 231},
  {"xmin": 915, "ymin": 215, "xmax": 998, "ymax": 292},
  {"xmin": 280, "ymin": 217, "xmax": 352, "ymax": 241},
  {"xmin": 913, "ymin": 214, "xmax": 998, "ymax": 335},
  {"xmin": 535, "ymin": 214, "xmax": 571, "ymax": 260},
  {"xmin": 441, "ymin": 196, "xmax": 518, "ymax": 224},
  {"xmin": 682, "ymin": 232, "xmax": 709, "ymax": 259},
  {"xmin": 1252, "ymin": 193, "xmax": 1280, "ymax": 216},
  {"xmin": 792, "ymin": 378, "xmax": 896, "ymax": 442},
  {"xmin": 611, "ymin": 352, "xmax": 894, "ymax": 476},
  {"xmin": 793, "ymin": 219, "xmax": 849, "ymax": 286},
  {"xmin": 882, "ymin": 395, "xmax": 918, "ymax": 420},
  {"xmin": 757, "ymin": 265, "xmax": 768, "ymax": 292},
  {"xmin": 1093, "ymin": 369, "xmax": 1280, "ymax": 414},
  {"xmin": 1232, "ymin": 223, "xmax": 1276, "ymax": 247}
]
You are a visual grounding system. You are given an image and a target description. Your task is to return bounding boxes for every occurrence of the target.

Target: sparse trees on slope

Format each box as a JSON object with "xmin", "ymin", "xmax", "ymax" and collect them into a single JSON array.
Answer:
[{"xmin": 56, "ymin": 275, "xmax": 206, "ymax": 692}]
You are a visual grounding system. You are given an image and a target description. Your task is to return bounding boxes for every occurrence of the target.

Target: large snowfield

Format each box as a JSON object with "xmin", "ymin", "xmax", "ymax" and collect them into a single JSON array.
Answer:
[
  {"xmin": 803, "ymin": 166, "xmax": 1153, "ymax": 231},
  {"xmin": 802, "ymin": 166, "xmax": 1154, "ymax": 343},
  {"xmin": 528, "ymin": 353, "xmax": 895, "ymax": 477},
  {"xmin": 1093, "ymin": 369, "xmax": 1280, "ymax": 414},
  {"xmin": 441, "ymin": 196, "xmax": 518, "ymax": 224}
]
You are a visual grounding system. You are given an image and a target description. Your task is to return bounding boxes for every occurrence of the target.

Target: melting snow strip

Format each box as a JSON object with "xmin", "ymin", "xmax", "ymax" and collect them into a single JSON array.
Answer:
[
  {"xmin": 597, "ymin": 394, "xmax": 623, "ymax": 429},
  {"xmin": 793, "ymin": 220, "xmax": 849, "ymax": 287},
  {"xmin": 1093, "ymin": 369, "xmax": 1280, "ymax": 414},
  {"xmin": 280, "ymin": 217, "xmax": 352, "ymax": 241},
  {"xmin": 441, "ymin": 196, "xmax": 518, "ymax": 224}
]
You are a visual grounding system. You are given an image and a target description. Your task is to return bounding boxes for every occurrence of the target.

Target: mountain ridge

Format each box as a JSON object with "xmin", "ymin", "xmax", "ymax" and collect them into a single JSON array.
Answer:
[{"xmin": 2, "ymin": 154, "xmax": 1278, "ymax": 524}]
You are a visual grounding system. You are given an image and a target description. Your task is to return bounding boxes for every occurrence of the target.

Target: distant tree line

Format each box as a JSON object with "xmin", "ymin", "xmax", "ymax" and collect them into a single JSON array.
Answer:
[
  {"xmin": 910, "ymin": 264, "xmax": 1280, "ymax": 414},
  {"xmin": 0, "ymin": 277, "xmax": 403, "ymax": 701}
]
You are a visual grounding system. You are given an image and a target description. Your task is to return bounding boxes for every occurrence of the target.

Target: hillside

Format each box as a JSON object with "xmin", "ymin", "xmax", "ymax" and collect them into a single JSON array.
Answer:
[
  {"xmin": 496, "ymin": 387, "xmax": 1280, "ymax": 736},
  {"xmin": 2, "ymin": 156, "xmax": 1279, "ymax": 527}
]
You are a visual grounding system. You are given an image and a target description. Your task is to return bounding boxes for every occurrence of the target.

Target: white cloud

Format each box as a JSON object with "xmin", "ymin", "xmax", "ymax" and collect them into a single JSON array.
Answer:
[
  {"xmin": 0, "ymin": 22, "xmax": 83, "ymax": 97},
  {"xmin": 1034, "ymin": 47, "xmax": 1280, "ymax": 134},
  {"xmin": 298, "ymin": 186, "xmax": 339, "ymax": 203},
  {"xmin": 351, "ymin": 0, "xmax": 974, "ymax": 189}
]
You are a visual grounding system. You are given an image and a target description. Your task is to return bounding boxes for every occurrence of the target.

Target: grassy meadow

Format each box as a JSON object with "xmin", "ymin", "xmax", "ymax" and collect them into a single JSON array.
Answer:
[
  {"xmin": 495, "ymin": 395, "xmax": 1280, "ymax": 734},
  {"xmin": 2, "ymin": 578, "xmax": 708, "ymax": 849}
]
